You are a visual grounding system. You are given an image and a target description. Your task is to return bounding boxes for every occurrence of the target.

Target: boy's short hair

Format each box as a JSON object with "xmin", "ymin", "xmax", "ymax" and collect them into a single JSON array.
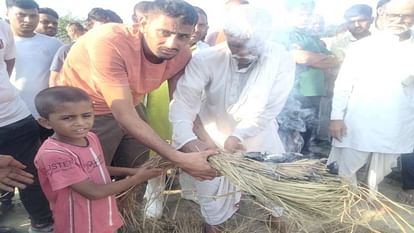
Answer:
[
  {"xmin": 6, "ymin": 0, "xmax": 39, "ymax": 9},
  {"xmin": 35, "ymin": 87, "xmax": 91, "ymax": 118},
  {"xmin": 147, "ymin": 0, "xmax": 198, "ymax": 26},
  {"xmin": 38, "ymin": 7, "xmax": 59, "ymax": 19}
]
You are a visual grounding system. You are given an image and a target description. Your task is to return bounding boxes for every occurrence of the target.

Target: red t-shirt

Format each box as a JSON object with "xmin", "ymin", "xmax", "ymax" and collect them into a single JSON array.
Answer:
[{"xmin": 34, "ymin": 133, "xmax": 123, "ymax": 233}]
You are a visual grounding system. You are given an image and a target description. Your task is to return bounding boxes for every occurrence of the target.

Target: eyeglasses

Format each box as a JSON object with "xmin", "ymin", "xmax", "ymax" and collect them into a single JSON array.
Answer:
[{"xmin": 385, "ymin": 13, "xmax": 414, "ymax": 21}]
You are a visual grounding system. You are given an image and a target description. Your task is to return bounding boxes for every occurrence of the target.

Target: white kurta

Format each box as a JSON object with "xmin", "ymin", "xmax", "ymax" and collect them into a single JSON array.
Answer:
[
  {"xmin": 170, "ymin": 42, "xmax": 295, "ymax": 224},
  {"xmin": 331, "ymin": 33, "xmax": 414, "ymax": 154}
]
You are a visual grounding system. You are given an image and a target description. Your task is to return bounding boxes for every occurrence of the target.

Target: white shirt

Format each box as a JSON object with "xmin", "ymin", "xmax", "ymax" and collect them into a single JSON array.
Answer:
[
  {"xmin": 330, "ymin": 30, "xmax": 359, "ymax": 63},
  {"xmin": 170, "ymin": 42, "xmax": 295, "ymax": 153},
  {"xmin": 0, "ymin": 21, "xmax": 30, "ymax": 127},
  {"xmin": 331, "ymin": 33, "xmax": 414, "ymax": 153},
  {"xmin": 10, "ymin": 33, "xmax": 62, "ymax": 118},
  {"xmin": 192, "ymin": 41, "xmax": 209, "ymax": 54}
]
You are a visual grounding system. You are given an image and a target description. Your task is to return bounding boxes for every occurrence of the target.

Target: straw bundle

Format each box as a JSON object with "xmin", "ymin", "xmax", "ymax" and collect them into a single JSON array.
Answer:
[
  {"xmin": 207, "ymin": 152, "xmax": 414, "ymax": 233},
  {"xmin": 118, "ymin": 152, "xmax": 414, "ymax": 232}
]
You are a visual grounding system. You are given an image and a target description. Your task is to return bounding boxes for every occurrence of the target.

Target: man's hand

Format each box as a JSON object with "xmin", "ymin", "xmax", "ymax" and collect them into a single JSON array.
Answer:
[
  {"xmin": 0, "ymin": 155, "xmax": 34, "ymax": 192},
  {"xmin": 329, "ymin": 120, "xmax": 347, "ymax": 142},
  {"xmin": 181, "ymin": 139, "xmax": 215, "ymax": 153},
  {"xmin": 224, "ymin": 136, "xmax": 245, "ymax": 153},
  {"xmin": 176, "ymin": 150, "xmax": 218, "ymax": 181}
]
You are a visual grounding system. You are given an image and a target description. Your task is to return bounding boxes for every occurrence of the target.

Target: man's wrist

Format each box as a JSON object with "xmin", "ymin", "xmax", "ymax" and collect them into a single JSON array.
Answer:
[
  {"xmin": 168, "ymin": 150, "xmax": 185, "ymax": 167},
  {"xmin": 126, "ymin": 168, "xmax": 137, "ymax": 176}
]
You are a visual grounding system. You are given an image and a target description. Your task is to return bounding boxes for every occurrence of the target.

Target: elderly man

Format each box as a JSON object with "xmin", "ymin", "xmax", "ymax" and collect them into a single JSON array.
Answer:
[
  {"xmin": 170, "ymin": 6, "xmax": 295, "ymax": 233},
  {"xmin": 205, "ymin": 0, "xmax": 249, "ymax": 46},
  {"xmin": 328, "ymin": 0, "xmax": 414, "ymax": 191}
]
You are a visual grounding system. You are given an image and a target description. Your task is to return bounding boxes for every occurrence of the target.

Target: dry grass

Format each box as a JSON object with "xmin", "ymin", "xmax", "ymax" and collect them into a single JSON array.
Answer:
[
  {"xmin": 208, "ymin": 152, "xmax": 414, "ymax": 233},
  {"xmin": 116, "ymin": 152, "xmax": 414, "ymax": 233}
]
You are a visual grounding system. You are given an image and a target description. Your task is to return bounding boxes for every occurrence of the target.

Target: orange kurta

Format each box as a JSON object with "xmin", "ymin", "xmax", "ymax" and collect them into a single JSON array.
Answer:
[{"xmin": 59, "ymin": 23, "xmax": 191, "ymax": 115}]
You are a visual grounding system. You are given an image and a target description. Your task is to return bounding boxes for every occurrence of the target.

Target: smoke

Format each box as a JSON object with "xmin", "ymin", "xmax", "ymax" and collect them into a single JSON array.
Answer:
[{"xmin": 222, "ymin": 5, "xmax": 273, "ymax": 46}]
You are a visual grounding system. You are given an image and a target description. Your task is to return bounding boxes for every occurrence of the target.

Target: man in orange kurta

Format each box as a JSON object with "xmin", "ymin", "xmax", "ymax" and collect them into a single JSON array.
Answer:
[{"xmin": 58, "ymin": 0, "xmax": 217, "ymax": 180}]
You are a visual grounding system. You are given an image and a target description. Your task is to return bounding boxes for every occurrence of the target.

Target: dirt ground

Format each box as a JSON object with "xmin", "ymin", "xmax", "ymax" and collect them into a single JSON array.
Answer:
[{"xmin": 1, "ymin": 173, "xmax": 413, "ymax": 233}]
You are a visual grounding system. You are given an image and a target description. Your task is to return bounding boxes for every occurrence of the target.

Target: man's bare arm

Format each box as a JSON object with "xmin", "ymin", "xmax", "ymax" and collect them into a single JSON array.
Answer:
[
  {"xmin": 291, "ymin": 49, "xmax": 339, "ymax": 69},
  {"xmin": 99, "ymin": 84, "xmax": 217, "ymax": 180},
  {"xmin": 193, "ymin": 116, "xmax": 216, "ymax": 148}
]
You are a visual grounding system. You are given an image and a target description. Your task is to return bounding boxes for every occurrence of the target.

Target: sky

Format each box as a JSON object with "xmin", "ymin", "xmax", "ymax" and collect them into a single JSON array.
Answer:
[{"xmin": 0, "ymin": 0, "xmax": 379, "ymax": 29}]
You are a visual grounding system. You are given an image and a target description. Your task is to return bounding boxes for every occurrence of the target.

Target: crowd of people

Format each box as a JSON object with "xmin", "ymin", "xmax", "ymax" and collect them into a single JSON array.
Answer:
[{"xmin": 0, "ymin": 0, "xmax": 414, "ymax": 233}]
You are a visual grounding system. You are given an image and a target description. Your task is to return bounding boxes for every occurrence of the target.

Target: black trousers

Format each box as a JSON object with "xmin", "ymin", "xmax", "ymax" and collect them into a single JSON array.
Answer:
[
  {"xmin": 298, "ymin": 96, "xmax": 321, "ymax": 154},
  {"xmin": 401, "ymin": 153, "xmax": 414, "ymax": 190},
  {"xmin": 0, "ymin": 116, "xmax": 52, "ymax": 224}
]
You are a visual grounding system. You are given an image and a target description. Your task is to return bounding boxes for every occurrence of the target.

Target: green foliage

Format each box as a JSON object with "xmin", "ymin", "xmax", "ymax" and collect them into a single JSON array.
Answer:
[{"xmin": 56, "ymin": 13, "xmax": 84, "ymax": 44}]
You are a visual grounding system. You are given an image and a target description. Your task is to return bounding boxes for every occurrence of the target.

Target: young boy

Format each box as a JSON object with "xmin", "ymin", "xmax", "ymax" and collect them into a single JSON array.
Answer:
[{"xmin": 33, "ymin": 86, "xmax": 162, "ymax": 233}]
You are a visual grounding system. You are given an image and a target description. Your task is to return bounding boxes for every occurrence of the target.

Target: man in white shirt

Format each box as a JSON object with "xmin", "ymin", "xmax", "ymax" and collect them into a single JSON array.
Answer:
[
  {"xmin": 190, "ymin": 6, "xmax": 209, "ymax": 53},
  {"xmin": 7, "ymin": 0, "xmax": 62, "ymax": 140},
  {"xmin": 170, "ymin": 6, "xmax": 295, "ymax": 233},
  {"xmin": 330, "ymin": 4, "xmax": 374, "ymax": 63},
  {"xmin": 328, "ymin": 0, "xmax": 414, "ymax": 191},
  {"xmin": 0, "ymin": 13, "xmax": 53, "ymax": 233}
]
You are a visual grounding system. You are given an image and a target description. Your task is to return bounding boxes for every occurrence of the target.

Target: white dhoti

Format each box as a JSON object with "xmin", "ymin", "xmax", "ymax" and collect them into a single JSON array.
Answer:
[
  {"xmin": 180, "ymin": 172, "xmax": 241, "ymax": 225},
  {"xmin": 328, "ymin": 147, "xmax": 399, "ymax": 191},
  {"xmin": 179, "ymin": 169, "xmax": 198, "ymax": 203}
]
